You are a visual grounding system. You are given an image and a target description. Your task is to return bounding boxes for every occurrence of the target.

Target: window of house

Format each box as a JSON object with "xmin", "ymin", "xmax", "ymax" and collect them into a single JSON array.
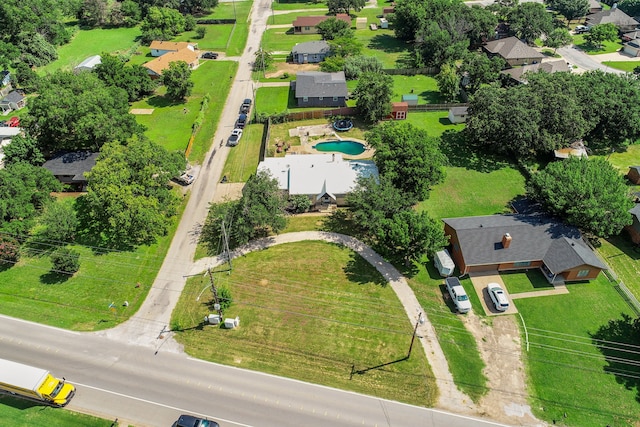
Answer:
[
  {"xmin": 333, "ymin": 96, "xmax": 338, "ymax": 101},
  {"xmin": 302, "ymin": 96, "xmax": 308, "ymax": 102},
  {"xmin": 319, "ymin": 97, "xmax": 323, "ymax": 100},
  {"xmin": 304, "ymin": 26, "xmax": 310, "ymax": 30},
  {"xmin": 514, "ymin": 261, "xmax": 531, "ymax": 267},
  {"xmin": 577, "ymin": 269, "xmax": 590, "ymax": 277}
]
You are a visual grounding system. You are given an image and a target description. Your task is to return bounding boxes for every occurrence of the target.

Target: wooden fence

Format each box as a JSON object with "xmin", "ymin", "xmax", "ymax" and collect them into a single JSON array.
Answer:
[
  {"xmin": 407, "ymin": 103, "xmax": 468, "ymax": 112},
  {"xmin": 282, "ymin": 107, "xmax": 357, "ymax": 121},
  {"xmin": 382, "ymin": 67, "xmax": 440, "ymax": 75}
]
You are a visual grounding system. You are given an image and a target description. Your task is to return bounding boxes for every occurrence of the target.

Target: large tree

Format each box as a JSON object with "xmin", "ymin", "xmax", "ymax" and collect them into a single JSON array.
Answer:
[
  {"xmin": 343, "ymin": 55, "xmax": 383, "ymax": 80},
  {"xmin": 544, "ymin": 28, "xmax": 573, "ymax": 54},
  {"xmin": 435, "ymin": 62, "xmax": 460, "ymax": 102},
  {"xmin": 391, "ymin": 0, "xmax": 431, "ymax": 41},
  {"xmin": 26, "ymin": 71, "xmax": 143, "ymax": 153},
  {"xmin": 140, "ymin": 6, "xmax": 186, "ymax": 43},
  {"xmin": 163, "ymin": 60, "xmax": 194, "ymax": 101},
  {"xmin": 35, "ymin": 200, "xmax": 78, "ymax": 243},
  {"xmin": 527, "ymin": 157, "xmax": 633, "ymax": 237},
  {"xmin": 316, "ymin": 17, "xmax": 352, "ymax": 40},
  {"xmin": 415, "ymin": 21, "xmax": 469, "ymax": 67},
  {"xmin": 353, "ymin": 72, "xmax": 393, "ymax": 123},
  {"xmin": 1, "ymin": 134, "xmax": 45, "ymax": 166},
  {"xmin": 584, "ymin": 23, "xmax": 619, "ymax": 48},
  {"xmin": 328, "ymin": 35, "xmax": 363, "ymax": 57},
  {"xmin": 548, "ymin": 0, "xmax": 589, "ymax": 22},
  {"xmin": 95, "ymin": 53, "xmax": 156, "ymax": 101},
  {"xmin": 79, "ymin": 137, "xmax": 185, "ymax": 248},
  {"xmin": 460, "ymin": 52, "xmax": 504, "ymax": 93},
  {"xmin": 366, "ymin": 121, "xmax": 446, "ymax": 202},
  {"xmin": 508, "ymin": 2, "xmax": 554, "ymax": 44},
  {"xmin": 619, "ymin": 0, "xmax": 640, "ymax": 17},
  {"xmin": 327, "ymin": 0, "xmax": 366, "ymax": 15}
]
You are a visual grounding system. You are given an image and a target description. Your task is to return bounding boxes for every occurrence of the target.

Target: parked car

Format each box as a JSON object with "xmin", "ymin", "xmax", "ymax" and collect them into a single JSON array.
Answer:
[
  {"xmin": 174, "ymin": 173, "xmax": 195, "ymax": 185},
  {"xmin": 6, "ymin": 116, "xmax": 20, "ymax": 127},
  {"xmin": 445, "ymin": 277, "xmax": 471, "ymax": 314},
  {"xmin": 236, "ymin": 113, "xmax": 247, "ymax": 129},
  {"xmin": 201, "ymin": 52, "xmax": 219, "ymax": 59},
  {"xmin": 228, "ymin": 128, "xmax": 243, "ymax": 146},
  {"xmin": 174, "ymin": 414, "xmax": 219, "ymax": 427},
  {"xmin": 487, "ymin": 282, "xmax": 510, "ymax": 312},
  {"xmin": 574, "ymin": 25, "xmax": 589, "ymax": 34},
  {"xmin": 240, "ymin": 98, "xmax": 252, "ymax": 114}
]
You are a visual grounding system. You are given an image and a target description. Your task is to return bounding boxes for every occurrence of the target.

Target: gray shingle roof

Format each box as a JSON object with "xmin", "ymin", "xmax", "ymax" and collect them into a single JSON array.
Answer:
[
  {"xmin": 631, "ymin": 204, "xmax": 640, "ymax": 220},
  {"xmin": 587, "ymin": 8, "xmax": 639, "ymax": 27},
  {"xmin": 483, "ymin": 37, "xmax": 544, "ymax": 61},
  {"xmin": 501, "ymin": 60, "xmax": 570, "ymax": 82},
  {"xmin": 295, "ymin": 71, "xmax": 347, "ymax": 98},
  {"xmin": 449, "ymin": 106, "xmax": 468, "ymax": 115},
  {"xmin": 0, "ymin": 91, "xmax": 24, "ymax": 104},
  {"xmin": 443, "ymin": 214, "xmax": 605, "ymax": 272},
  {"xmin": 42, "ymin": 151, "xmax": 99, "ymax": 181},
  {"xmin": 292, "ymin": 40, "xmax": 331, "ymax": 55}
]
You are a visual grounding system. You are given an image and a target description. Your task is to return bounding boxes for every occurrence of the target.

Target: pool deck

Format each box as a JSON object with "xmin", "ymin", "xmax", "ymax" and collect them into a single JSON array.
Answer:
[{"xmin": 287, "ymin": 124, "xmax": 375, "ymax": 159}]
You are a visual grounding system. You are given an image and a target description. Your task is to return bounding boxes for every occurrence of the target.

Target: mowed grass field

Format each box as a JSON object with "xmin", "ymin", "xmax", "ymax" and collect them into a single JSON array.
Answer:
[
  {"xmin": 0, "ymin": 396, "xmax": 111, "ymax": 427},
  {"xmin": 602, "ymin": 60, "xmax": 639, "ymax": 72},
  {"xmin": 171, "ymin": 241, "xmax": 438, "ymax": 407},
  {"xmin": 221, "ymin": 123, "xmax": 263, "ymax": 182}
]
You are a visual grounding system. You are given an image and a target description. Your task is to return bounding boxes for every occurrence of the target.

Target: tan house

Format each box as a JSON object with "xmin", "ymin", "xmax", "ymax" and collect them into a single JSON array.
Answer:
[
  {"xmin": 586, "ymin": 8, "xmax": 640, "ymax": 33},
  {"xmin": 143, "ymin": 48, "xmax": 200, "ymax": 78},
  {"xmin": 150, "ymin": 41, "xmax": 198, "ymax": 57},
  {"xmin": 483, "ymin": 36, "xmax": 544, "ymax": 67},
  {"xmin": 443, "ymin": 214, "xmax": 607, "ymax": 284},
  {"xmin": 292, "ymin": 14, "xmax": 351, "ymax": 34},
  {"xmin": 501, "ymin": 59, "xmax": 570, "ymax": 84}
]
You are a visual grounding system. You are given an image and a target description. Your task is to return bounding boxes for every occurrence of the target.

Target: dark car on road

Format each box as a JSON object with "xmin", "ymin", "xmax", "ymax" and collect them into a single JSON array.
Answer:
[
  {"xmin": 240, "ymin": 98, "xmax": 252, "ymax": 114},
  {"xmin": 174, "ymin": 414, "xmax": 219, "ymax": 427},
  {"xmin": 236, "ymin": 113, "xmax": 247, "ymax": 128},
  {"xmin": 201, "ymin": 52, "xmax": 219, "ymax": 59}
]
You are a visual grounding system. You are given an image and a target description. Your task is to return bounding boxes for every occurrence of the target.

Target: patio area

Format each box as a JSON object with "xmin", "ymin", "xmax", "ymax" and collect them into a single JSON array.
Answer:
[{"xmin": 287, "ymin": 124, "xmax": 375, "ymax": 159}]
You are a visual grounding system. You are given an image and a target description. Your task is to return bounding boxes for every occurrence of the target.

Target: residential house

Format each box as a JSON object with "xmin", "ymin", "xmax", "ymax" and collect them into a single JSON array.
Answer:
[
  {"xmin": 292, "ymin": 14, "xmax": 351, "ymax": 34},
  {"xmin": 501, "ymin": 59, "xmax": 570, "ymax": 84},
  {"xmin": 586, "ymin": 8, "xmax": 639, "ymax": 33},
  {"xmin": 0, "ymin": 91, "xmax": 26, "ymax": 114},
  {"xmin": 554, "ymin": 140, "xmax": 589, "ymax": 159},
  {"xmin": 74, "ymin": 55, "xmax": 101, "ymax": 73},
  {"xmin": 628, "ymin": 166, "xmax": 640, "ymax": 184},
  {"xmin": 443, "ymin": 214, "xmax": 607, "ymax": 283},
  {"xmin": 293, "ymin": 71, "xmax": 347, "ymax": 107},
  {"xmin": 143, "ymin": 48, "xmax": 200, "ymax": 79},
  {"xmin": 291, "ymin": 41, "xmax": 331, "ymax": 64},
  {"xmin": 448, "ymin": 106, "xmax": 469, "ymax": 124},
  {"xmin": 626, "ymin": 205, "xmax": 640, "ymax": 244},
  {"xmin": 42, "ymin": 151, "xmax": 100, "ymax": 191},
  {"xmin": 0, "ymin": 71, "xmax": 11, "ymax": 98},
  {"xmin": 257, "ymin": 153, "xmax": 378, "ymax": 210},
  {"xmin": 150, "ymin": 41, "xmax": 198, "ymax": 57},
  {"xmin": 622, "ymin": 30, "xmax": 640, "ymax": 42},
  {"xmin": 623, "ymin": 40, "xmax": 640, "ymax": 57},
  {"xmin": 483, "ymin": 36, "xmax": 544, "ymax": 67},
  {"xmin": 384, "ymin": 102, "xmax": 408, "ymax": 120},
  {"xmin": 588, "ymin": 0, "xmax": 603, "ymax": 14}
]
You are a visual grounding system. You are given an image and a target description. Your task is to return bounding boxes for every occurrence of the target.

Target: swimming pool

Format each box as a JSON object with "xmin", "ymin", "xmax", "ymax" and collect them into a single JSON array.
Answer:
[{"xmin": 313, "ymin": 140, "xmax": 366, "ymax": 156}]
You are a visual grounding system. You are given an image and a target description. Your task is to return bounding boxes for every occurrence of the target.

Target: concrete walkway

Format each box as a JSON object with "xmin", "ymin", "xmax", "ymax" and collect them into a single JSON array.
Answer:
[
  {"xmin": 190, "ymin": 231, "xmax": 477, "ymax": 413},
  {"xmin": 510, "ymin": 285, "xmax": 568, "ymax": 299}
]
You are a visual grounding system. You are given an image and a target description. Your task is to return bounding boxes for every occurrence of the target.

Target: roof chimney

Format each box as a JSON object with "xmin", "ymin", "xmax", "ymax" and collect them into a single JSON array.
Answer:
[{"xmin": 502, "ymin": 233, "xmax": 512, "ymax": 249}]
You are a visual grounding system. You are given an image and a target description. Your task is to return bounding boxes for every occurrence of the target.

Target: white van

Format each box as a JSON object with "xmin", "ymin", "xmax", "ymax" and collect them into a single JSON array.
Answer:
[{"xmin": 434, "ymin": 249, "xmax": 455, "ymax": 277}]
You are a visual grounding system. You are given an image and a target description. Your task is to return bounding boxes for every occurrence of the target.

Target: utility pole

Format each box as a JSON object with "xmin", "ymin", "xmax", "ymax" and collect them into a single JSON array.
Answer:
[
  {"xmin": 407, "ymin": 312, "xmax": 423, "ymax": 359},
  {"xmin": 207, "ymin": 267, "xmax": 224, "ymax": 319},
  {"xmin": 221, "ymin": 219, "xmax": 232, "ymax": 271}
]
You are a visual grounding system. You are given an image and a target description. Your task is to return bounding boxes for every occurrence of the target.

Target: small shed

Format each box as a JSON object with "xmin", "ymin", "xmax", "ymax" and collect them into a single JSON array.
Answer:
[
  {"xmin": 379, "ymin": 18, "xmax": 389, "ymax": 29},
  {"xmin": 448, "ymin": 106, "xmax": 468, "ymax": 123},
  {"xmin": 554, "ymin": 140, "xmax": 588, "ymax": 159},
  {"xmin": 628, "ymin": 166, "xmax": 640, "ymax": 184},
  {"xmin": 382, "ymin": 6, "xmax": 395, "ymax": 17},
  {"xmin": 74, "ymin": 55, "xmax": 101, "ymax": 73},
  {"xmin": 385, "ymin": 102, "xmax": 408, "ymax": 120},
  {"xmin": 356, "ymin": 17, "xmax": 367, "ymax": 30},
  {"xmin": 401, "ymin": 94, "xmax": 418, "ymax": 106}
]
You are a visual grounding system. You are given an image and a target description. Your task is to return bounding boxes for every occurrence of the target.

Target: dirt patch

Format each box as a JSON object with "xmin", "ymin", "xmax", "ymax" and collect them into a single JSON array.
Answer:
[
  {"xmin": 462, "ymin": 313, "xmax": 544, "ymax": 426},
  {"xmin": 265, "ymin": 62, "xmax": 320, "ymax": 78},
  {"xmin": 130, "ymin": 109, "xmax": 154, "ymax": 115}
]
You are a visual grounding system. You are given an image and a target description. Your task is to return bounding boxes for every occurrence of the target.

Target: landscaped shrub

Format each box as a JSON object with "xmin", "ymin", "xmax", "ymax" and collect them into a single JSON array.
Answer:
[
  {"xmin": 288, "ymin": 194, "xmax": 312, "ymax": 213},
  {"xmin": 50, "ymin": 248, "xmax": 80, "ymax": 275},
  {"xmin": 217, "ymin": 286, "xmax": 233, "ymax": 311},
  {"xmin": 196, "ymin": 26, "xmax": 206, "ymax": 39},
  {"xmin": 0, "ymin": 235, "xmax": 20, "ymax": 265}
]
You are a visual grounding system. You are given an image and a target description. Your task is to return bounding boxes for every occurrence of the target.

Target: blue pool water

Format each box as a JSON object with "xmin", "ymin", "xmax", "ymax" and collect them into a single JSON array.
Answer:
[{"xmin": 313, "ymin": 140, "xmax": 366, "ymax": 155}]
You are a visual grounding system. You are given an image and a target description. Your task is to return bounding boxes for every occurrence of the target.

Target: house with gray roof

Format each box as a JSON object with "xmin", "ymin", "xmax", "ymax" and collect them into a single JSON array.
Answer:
[
  {"xmin": 293, "ymin": 71, "xmax": 347, "ymax": 107},
  {"xmin": 292, "ymin": 41, "xmax": 331, "ymax": 64},
  {"xmin": 42, "ymin": 151, "xmax": 99, "ymax": 191},
  {"xmin": 626, "ymin": 205, "xmax": 640, "ymax": 244},
  {"xmin": 0, "ymin": 71, "xmax": 11, "ymax": 98},
  {"xmin": 443, "ymin": 214, "xmax": 606, "ymax": 283},
  {"xmin": 501, "ymin": 59, "xmax": 570, "ymax": 84},
  {"xmin": 586, "ymin": 8, "xmax": 639, "ymax": 33},
  {"xmin": 483, "ymin": 36, "xmax": 544, "ymax": 67},
  {"xmin": 0, "ymin": 91, "xmax": 26, "ymax": 114}
]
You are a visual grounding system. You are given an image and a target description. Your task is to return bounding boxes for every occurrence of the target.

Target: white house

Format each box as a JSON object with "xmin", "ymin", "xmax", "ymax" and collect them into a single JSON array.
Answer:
[
  {"xmin": 74, "ymin": 55, "xmax": 101, "ymax": 73},
  {"xmin": 257, "ymin": 153, "xmax": 378, "ymax": 210},
  {"xmin": 448, "ymin": 106, "xmax": 469, "ymax": 124}
]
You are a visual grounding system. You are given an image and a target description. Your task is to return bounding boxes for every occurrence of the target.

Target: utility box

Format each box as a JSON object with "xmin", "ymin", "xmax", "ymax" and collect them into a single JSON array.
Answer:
[
  {"xmin": 224, "ymin": 316, "xmax": 240, "ymax": 329},
  {"xmin": 379, "ymin": 18, "xmax": 388, "ymax": 29},
  {"xmin": 434, "ymin": 249, "xmax": 455, "ymax": 277},
  {"xmin": 205, "ymin": 314, "xmax": 221, "ymax": 325}
]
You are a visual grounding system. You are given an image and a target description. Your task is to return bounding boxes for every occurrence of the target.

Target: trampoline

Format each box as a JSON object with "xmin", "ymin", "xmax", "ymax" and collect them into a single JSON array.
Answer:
[{"xmin": 333, "ymin": 118, "xmax": 354, "ymax": 131}]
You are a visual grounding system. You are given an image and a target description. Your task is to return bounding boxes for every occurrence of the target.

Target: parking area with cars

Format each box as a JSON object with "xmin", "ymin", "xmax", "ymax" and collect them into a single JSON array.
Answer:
[{"xmin": 468, "ymin": 272, "xmax": 519, "ymax": 316}]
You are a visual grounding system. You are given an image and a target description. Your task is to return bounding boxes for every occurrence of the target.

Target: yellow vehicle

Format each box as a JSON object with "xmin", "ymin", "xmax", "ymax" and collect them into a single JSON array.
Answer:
[{"xmin": 0, "ymin": 358, "xmax": 75, "ymax": 406}]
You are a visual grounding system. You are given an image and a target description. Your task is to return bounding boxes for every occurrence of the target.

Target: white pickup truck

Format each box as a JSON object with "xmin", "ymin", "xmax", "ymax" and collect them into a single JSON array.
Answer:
[{"xmin": 445, "ymin": 277, "xmax": 471, "ymax": 313}]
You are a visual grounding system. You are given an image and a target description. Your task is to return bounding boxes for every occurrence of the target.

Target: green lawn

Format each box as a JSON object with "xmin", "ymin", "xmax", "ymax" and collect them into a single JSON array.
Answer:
[
  {"xmin": 256, "ymin": 86, "xmax": 291, "ymax": 114},
  {"xmin": 0, "ymin": 396, "xmax": 112, "ymax": 427},
  {"xmin": 0, "ymin": 196, "xmax": 179, "ymax": 331},
  {"xmin": 598, "ymin": 236, "xmax": 640, "ymax": 300},
  {"xmin": 131, "ymin": 60, "xmax": 238, "ymax": 163},
  {"xmin": 403, "ymin": 111, "xmax": 465, "ymax": 137},
  {"xmin": 262, "ymin": 28, "xmax": 321, "ymax": 52},
  {"xmin": 171, "ymin": 241, "xmax": 438, "ymax": 407},
  {"xmin": 419, "ymin": 166, "xmax": 526, "ymax": 220},
  {"xmin": 390, "ymin": 75, "xmax": 446, "ymax": 104},
  {"xmin": 221, "ymin": 123, "xmax": 263, "ymax": 182},
  {"xmin": 38, "ymin": 27, "xmax": 142, "ymax": 74},
  {"xmin": 500, "ymin": 270, "xmax": 554, "ymax": 294},
  {"xmin": 355, "ymin": 28, "xmax": 413, "ymax": 69},
  {"xmin": 573, "ymin": 35, "xmax": 623, "ymax": 55},
  {"xmin": 174, "ymin": 25, "xmax": 235, "ymax": 51},
  {"xmin": 595, "ymin": 142, "xmax": 640, "ymax": 174},
  {"xmin": 516, "ymin": 275, "xmax": 640, "ymax": 427},
  {"xmin": 601, "ymin": 61, "xmax": 639, "ymax": 72}
]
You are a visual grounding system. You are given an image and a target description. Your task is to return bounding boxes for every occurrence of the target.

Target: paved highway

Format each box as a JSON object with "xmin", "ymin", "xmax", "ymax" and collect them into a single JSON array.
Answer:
[{"xmin": 0, "ymin": 315, "xmax": 510, "ymax": 427}]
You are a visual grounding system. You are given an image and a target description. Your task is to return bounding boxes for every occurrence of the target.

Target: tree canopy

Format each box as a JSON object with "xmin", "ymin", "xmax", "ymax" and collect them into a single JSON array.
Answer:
[
  {"xmin": 353, "ymin": 72, "xmax": 393, "ymax": 123},
  {"xmin": 316, "ymin": 17, "xmax": 352, "ymax": 40},
  {"xmin": 140, "ymin": 6, "xmax": 186, "ymax": 43},
  {"xmin": 544, "ymin": 28, "xmax": 573, "ymax": 54},
  {"xmin": 460, "ymin": 52, "xmax": 504, "ymax": 93},
  {"xmin": 94, "ymin": 53, "xmax": 157, "ymax": 101},
  {"xmin": 508, "ymin": 2, "xmax": 554, "ymax": 44},
  {"xmin": 548, "ymin": 0, "xmax": 589, "ymax": 22},
  {"xmin": 584, "ymin": 23, "xmax": 619, "ymax": 48},
  {"xmin": 162, "ymin": 60, "xmax": 194, "ymax": 101},
  {"xmin": 527, "ymin": 157, "xmax": 633, "ymax": 237},
  {"xmin": 79, "ymin": 137, "xmax": 185, "ymax": 248},
  {"xmin": 366, "ymin": 121, "xmax": 446, "ymax": 203},
  {"xmin": 436, "ymin": 62, "xmax": 460, "ymax": 102},
  {"xmin": 327, "ymin": 0, "xmax": 366, "ymax": 14},
  {"xmin": 26, "ymin": 71, "xmax": 143, "ymax": 154}
]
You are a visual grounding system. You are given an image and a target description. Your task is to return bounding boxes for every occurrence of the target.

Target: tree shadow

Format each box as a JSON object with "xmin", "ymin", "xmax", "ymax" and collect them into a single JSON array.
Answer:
[
  {"xmin": 146, "ymin": 95, "xmax": 185, "ymax": 108},
  {"xmin": 604, "ymin": 235, "xmax": 640, "ymax": 262},
  {"xmin": 438, "ymin": 283, "xmax": 459, "ymax": 313},
  {"xmin": 0, "ymin": 394, "xmax": 47, "ymax": 410},
  {"xmin": 343, "ymin": 251, "xmax": 387, "ymax": 287},
  {"xmin": 439, "ymin": 130, "xmax": 512, "ymax": 173},
  {"xmin": 418, "ymin": 89, "xmax": 444, "ymax": 104},
  {"xmin": 322, "ymin": 209, "xmax": 357, "ymax": 235},
  {"xmin": 367, "ymin": 34, "xmax": 409, "ymax": 53},
  {"xmin": 286, "ymin": 85, "xmax": 297, "ymax": 109},
  {"xmin": 394, "ymin": 52, "xmax": 418, "ymax": 69},
  {"xmin": 590, "ymin": 313, "xmax": 640, "ymax": 402},
  {"xmin": 40, "ymin": 271, "xmax": 72, "ymax": 284}
]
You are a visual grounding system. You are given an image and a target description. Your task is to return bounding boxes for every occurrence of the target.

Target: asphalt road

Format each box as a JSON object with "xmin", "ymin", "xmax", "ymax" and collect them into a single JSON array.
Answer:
[
  {"xmin": 0, "ymin": 315, "xmax": 510, "ymax": 427},
  {"xmin": 558, "ymin": 46, "xmax": 625, "ymax": 74}
]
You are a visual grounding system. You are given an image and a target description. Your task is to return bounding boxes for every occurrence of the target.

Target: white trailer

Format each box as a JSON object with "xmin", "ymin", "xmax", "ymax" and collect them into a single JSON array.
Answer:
[{"xmin": 434, "ymin": 249, "xmax": 455, "ymax": 277}]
